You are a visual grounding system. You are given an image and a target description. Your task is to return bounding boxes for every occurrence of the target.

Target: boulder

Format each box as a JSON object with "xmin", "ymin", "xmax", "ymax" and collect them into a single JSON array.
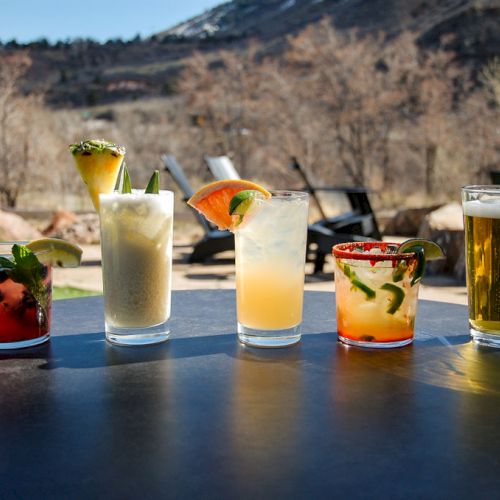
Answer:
[
  {"xmin": 418, "ymin": 202, "xmax": 464, "ymax": 234},
  {"xmin": 384, "ymin": 204, "xmax": 443, "ymax": 236},
  {"xmin": 43, "ymin": 211, "xmax": 100, "ymax": 244},
  {"xmin": 42, "ymin": 210, "xmax": 78, "ymax": 235},
  {"xmin": 0, "ymin": 210, "xmax": 41, "ymax": 241},
  {"xmin": 418, "ymin": 202, "xmax": 465, "ymax": 283}
]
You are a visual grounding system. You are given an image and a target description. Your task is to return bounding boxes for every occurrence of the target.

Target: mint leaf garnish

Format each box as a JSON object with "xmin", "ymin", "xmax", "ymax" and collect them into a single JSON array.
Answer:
[
  {"xmin": 2, "ymin": 244, "xmax": 49, "ymax": 328},
  {"xmin": 0, "ymin": 256, "xmax": 15, "ymax": 270}
]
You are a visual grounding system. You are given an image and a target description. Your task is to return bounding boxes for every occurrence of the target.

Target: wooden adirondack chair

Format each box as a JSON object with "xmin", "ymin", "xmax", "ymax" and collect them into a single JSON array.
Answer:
[{"xmin": 162, "ymin": 154, "xmax": 235, "ymax": 262}]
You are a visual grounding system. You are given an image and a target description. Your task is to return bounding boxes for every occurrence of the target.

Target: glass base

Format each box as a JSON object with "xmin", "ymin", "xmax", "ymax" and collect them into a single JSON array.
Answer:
[
  {"xmin": 106, "ymin": 321, "xmax": 170, "ymax": 346},
  {"xmin": 338, "ymin": 334, "xmax": 413, "ymax": 349},
  {"xmin": 0, "ymin": 333, "xmax": 50, "ymax": 350},
  {"xmin": 470, "ymin": 328, "xmax": 500, "ymax": 348},
  {"xmin": 237, "ymin": 322, "xmax": 301, "ymax": 348}
]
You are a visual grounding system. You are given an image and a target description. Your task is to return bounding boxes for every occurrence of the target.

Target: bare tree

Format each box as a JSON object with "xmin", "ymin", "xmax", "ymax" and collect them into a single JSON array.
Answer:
[{"xmin": 0, "ymin": 52, "xmax": 34, "ymax": 207}]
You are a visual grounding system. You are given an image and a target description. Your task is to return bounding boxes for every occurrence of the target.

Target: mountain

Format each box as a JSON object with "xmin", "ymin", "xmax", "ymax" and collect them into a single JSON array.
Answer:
[
  {"xmin": 3, "ymin": 0, "xmax": 499, "ymax": 107},
  {"xmin": 161, "ymin": 0, "xmax": 500, "ymax": 59}
]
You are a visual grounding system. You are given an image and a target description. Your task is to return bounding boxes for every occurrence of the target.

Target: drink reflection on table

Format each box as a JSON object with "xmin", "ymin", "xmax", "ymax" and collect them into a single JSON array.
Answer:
[
  {"xmin": 231, "ymin": 347, "xmax": 303, "ymax": 490},
  {"xmin": 456, "ymin": 343, "xmax": 500, "ymax": 484},
  {"xmin": 97, "ymin": 346, "xmax": 177, "ymax": 493},
  {"xmin": 331, "ymin": 344, "xmax": 418, "ymax": 440}
]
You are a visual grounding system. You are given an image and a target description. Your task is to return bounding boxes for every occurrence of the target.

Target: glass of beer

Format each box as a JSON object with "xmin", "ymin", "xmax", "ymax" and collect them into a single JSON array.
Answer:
[{"xmin": 462, "ymin": 186, "xmax": 500, "ymax": 347}]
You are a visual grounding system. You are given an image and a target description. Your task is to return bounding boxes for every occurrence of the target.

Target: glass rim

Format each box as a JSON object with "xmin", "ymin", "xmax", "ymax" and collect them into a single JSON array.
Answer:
[
  {"xmin": 462, "ymin": 185, "xmax": 500, "ymax": 194},
  {"xmin": 332, "ymin": 241, "xmax": 417, "ymax": 261},
  {"xmin": 269, "ymin": 190, "xmax": 309, "ymax": 199}
]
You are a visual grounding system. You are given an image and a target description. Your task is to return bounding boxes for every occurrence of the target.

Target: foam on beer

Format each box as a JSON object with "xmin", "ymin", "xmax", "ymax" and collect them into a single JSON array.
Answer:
[{"xmin": 463, "ymin": 200, "xmax": 500, "ymax": 219}]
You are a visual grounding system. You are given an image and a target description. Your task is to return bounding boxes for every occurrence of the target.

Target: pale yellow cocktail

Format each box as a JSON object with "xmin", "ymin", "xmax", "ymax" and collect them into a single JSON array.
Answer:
[{"xmin": 235, "ymin": 191, "xmax": 309, "ymax": 347}]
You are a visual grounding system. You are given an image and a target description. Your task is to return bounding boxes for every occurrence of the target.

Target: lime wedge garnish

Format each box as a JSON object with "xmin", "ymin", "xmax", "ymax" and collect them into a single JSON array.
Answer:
[
  {"xmin": 145, "ymin": 170, "xmax": 160, "ymax": 194},
  {"xmin": 26, "ymin": 238, "xmax": 82, "ymax": 268},
  {"xmin": 229, "ymin": 189, "xmax": 266, "ymax": 225},
  {"xmin": 397, "ymin": 238, "xmax": 444, "ymax": 286},
  {"xmin": 381, "ymin": 283, "xmax": 405, "ymax": 314},
  {"xmin": 397, "ymin": 239, "xmax": 445, "ymax": 260}
]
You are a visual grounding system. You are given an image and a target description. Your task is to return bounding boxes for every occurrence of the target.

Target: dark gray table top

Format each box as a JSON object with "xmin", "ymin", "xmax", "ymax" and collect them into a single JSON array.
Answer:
[{"xmin": 1, "ymin": 290, "xmax": 499, "ymax": 499}]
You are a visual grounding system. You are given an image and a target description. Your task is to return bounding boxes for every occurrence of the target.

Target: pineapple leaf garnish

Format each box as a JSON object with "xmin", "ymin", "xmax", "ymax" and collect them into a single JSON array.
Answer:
[
  {"xmin": 145, "ymin": 170, "xmax": 160, "ymax": 194},
  {"xmin": 119, "ymin": 163, "xmax": 132, "ymax": 194}
]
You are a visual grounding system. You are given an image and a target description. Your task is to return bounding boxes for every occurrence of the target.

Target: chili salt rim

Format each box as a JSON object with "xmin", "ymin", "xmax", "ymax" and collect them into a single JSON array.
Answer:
[{"xmin": 331, "ymin": 242, "xmax": 417, "ymax": 261}]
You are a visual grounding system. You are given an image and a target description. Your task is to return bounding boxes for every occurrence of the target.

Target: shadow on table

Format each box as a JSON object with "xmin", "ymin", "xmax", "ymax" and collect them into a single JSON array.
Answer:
[
  {"xmin": 0, "ymin": 329, "xmax": 472, "ymax": 372},
  {"xmin": 24, "ymin": 331, "xmax": 239, "ymax": 370},
  {"xmin": 17, "ymin": 330, "xmax": 336, "ymax": 370}
]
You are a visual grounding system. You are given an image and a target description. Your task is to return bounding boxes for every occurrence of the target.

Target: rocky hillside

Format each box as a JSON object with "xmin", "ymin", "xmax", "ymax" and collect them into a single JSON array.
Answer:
[{"xmin": 3, "ymin": 0, "xmax": 499, "ymax": 107}]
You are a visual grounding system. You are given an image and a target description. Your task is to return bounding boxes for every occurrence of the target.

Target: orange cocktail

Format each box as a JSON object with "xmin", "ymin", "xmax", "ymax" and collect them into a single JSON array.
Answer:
[{"xmin": 332, "ymin": 242, "xmax": 421, "ymax": 348}]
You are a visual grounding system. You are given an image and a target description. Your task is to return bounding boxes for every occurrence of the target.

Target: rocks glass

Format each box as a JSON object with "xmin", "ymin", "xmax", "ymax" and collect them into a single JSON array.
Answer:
[
  {"xmin": 0, "ymin": 242, "xmax": 52, "ymax": 349},
  {"xmin": 333, "ymin": 242, "xmax": 421, "ymax": 348}
]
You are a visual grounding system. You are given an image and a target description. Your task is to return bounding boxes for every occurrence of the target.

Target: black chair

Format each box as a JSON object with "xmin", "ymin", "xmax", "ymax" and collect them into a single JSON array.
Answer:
[
  {"xmin": 203, "ymin": 154, "xmax": 375, "ymax": 273},
  {"xmin": 290, "ymin": 157, "xmax": 382, "ymax": 240},
  {"xmin": 162, "ymin": 154, "xmax": 235, "ymax": 262}
]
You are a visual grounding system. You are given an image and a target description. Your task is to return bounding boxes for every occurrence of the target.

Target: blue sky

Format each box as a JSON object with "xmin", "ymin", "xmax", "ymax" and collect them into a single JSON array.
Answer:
[{"xmin": 0, "ymin": 0, "xmax": 224, "ymax": 43}]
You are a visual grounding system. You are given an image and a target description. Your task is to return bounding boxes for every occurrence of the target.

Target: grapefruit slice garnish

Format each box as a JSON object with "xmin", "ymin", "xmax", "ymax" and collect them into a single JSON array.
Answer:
[{"xmin": 187, "ymin": 180, "xmax": 271, "ymax": 231}]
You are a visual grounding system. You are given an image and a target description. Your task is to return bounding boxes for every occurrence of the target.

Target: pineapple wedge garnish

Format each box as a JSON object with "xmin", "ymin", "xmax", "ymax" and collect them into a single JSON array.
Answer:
[{"xmin": 70, "ymin": 139, "xmax": 125, "ymax": 210}]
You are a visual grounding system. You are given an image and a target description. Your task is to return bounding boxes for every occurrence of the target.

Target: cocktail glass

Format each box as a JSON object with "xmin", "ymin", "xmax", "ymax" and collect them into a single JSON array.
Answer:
[
  {"xmin": 99, "ymin": 190, "xmax": 174, "ymax": 346},
  {"xmin": 462, "ymin": 185, "xmax": 500, "ymax": 347},
  {"xmin": 332, "ymin": 241, "xmax": 421, "ymax": 348},
  {"xmin": 235, "ymin": 190, "xmax": 309, "ymax": 348},
  {"xmin": 0, "ymin": 243, "xmax": 52, "ymax": 349}
]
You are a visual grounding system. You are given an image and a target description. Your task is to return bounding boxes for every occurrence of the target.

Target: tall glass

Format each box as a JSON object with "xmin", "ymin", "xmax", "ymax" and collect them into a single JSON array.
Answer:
[
  {"xmin": 99, "ymin": 190, "xmax": 174, "ymax": 346},
  {"xmin": 235, "ymin": 191, "xmax": 309, "ymax": 348},
  {"xmin": 0, "ymin": 242, "xmax": 52, "ymax": 349},
  {"xmin": 333, "ymin": 242, "xmax": 421, "ymax": 348},
  {"xmin": 462, "ymin": 186, "xmax": 500, "ymax": 347}
]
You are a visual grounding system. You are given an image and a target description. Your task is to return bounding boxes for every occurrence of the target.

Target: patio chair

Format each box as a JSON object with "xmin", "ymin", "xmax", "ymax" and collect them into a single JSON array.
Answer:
[
  {"xmin": 290, "ymin": 157, "xmax": 382, "ymax": 240},
  {"xmin": 490, "ymin": 171, "xmax": 500, "ymax": 184},
  {"xmin": 162, "ymin": 154, "xmax": 235, "ymax": 262},
  {"xmin": 204, "ymin": 154, "xmax": 375, "ymax": 273},
  {"xmin": 204, "ymin": 155, "xmax": 240, "ymax": 180}
]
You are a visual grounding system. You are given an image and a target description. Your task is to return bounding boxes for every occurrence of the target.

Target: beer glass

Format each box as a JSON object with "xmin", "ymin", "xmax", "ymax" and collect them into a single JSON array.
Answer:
[{"xmin": 462, "ymin": 186, "xmax": 500, "ymax": 347}]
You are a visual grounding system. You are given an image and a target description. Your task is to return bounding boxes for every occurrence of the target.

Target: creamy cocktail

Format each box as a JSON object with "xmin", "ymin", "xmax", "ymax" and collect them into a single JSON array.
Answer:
[
  {"xmin": 99, "ymin": 190, "xmax": 173, "ymax": 345},
  {"xmin": 462, "ymin": 186, "xmax": 500, "ymax": 347},
  {"xmin": 235, "ymin": 191, "xmax": 309, "ymax": 347}
]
